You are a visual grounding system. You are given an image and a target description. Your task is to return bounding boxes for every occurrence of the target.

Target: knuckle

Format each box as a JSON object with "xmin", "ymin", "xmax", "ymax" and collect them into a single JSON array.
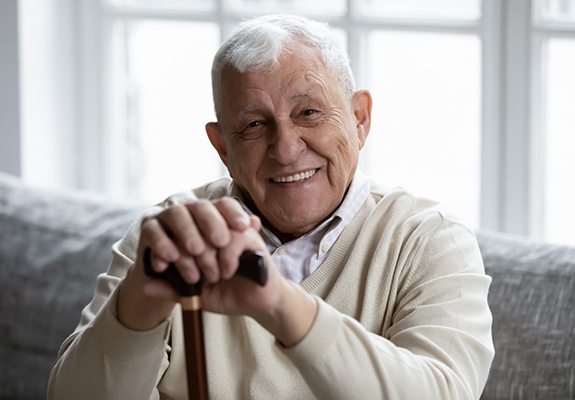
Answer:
[
  {"xmin": 140, "ymin": 215, "xmax": 156, "ymax": 229},
  {"xmin": 193, "ymin": 199, "xmax": 210, "ymax": 209},
  {"xmin": 186, "ymin": 199, "xmax": 213, "ymax": 219},
  {"xmin": 140, "ymin": 217, "xmax": 159, "ymax": 237},
  {"xmin": 221, "ymin": 197, "xmax": 244, "ymax": 214},
  {"xmin": 217, "ymin": 196, "xmax": 237, "ymax": 207},
  {"xmin": 163, "ymin": 203, "xmax": 185, "ymax": 219}
]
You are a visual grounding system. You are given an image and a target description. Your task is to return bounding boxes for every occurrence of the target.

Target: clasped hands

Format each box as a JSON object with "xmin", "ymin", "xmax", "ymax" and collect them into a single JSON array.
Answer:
[{"xmin": 117, "ymin": 197, "xmax": 317, "ymax": 347}]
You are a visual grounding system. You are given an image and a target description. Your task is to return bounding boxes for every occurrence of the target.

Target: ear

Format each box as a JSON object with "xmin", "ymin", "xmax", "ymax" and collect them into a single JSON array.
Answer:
[
  {"xmin": 206, "ymin": 122, "xmax": 229, "ymax": 167},
  {"xmin": 351, "ymin": 90, "xmax": 372, "ymax": 149}
]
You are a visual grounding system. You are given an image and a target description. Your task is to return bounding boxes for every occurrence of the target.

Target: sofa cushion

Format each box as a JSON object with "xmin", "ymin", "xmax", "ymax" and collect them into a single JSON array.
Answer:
[
  {"xmin": 0, "ymin": 173, "xmax": 144, "ymax": 399},
  {"xmin": 477, "ymin": 232, "xmax": 575, "ymax": 400}
]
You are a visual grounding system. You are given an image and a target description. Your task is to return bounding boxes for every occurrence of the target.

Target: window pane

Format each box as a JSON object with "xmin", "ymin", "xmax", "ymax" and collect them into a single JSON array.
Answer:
[
  {"xmin": 226, "ymin": 0, "xmax": 346, "ymax": 17},
  {"xmin": 356, "ymin": 0, "xmax": 481, "ymax": 20},
  {"xmin": 116, "ymin": 20, "xmax": 221, "ymax": 202},
  {"xmin": 365, "ymin": 31, "xmax": 481, "ymax": 228},
  {"xmin": 542, "ymin": 0, "xmax": 575, "ymax": 22},
  {"xmin": 106, "ymin": 0, "xmax": 215, "ymax": 12},
  {"xmin": 544, "ymin": 38, "xmax": 575, "ymax": 245}
]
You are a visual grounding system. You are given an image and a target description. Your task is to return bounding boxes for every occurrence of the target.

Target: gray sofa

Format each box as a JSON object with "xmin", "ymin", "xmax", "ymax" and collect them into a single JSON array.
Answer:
[{"xmin": 0, "ymin": 171, "xmax": 573, "ymax": 399}]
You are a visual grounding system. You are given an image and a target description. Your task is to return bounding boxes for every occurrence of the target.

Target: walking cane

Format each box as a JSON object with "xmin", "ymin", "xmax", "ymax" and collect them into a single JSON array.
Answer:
[{"xmin": 143, "ymin": 248, "xmax": 268, "ymax": 400}]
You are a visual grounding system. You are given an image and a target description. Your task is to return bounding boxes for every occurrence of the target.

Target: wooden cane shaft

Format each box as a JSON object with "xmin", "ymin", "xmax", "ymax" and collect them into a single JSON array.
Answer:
[
  {"xmin": 144, "ymin": 249, "xmax": 268, "ymax": 400},
  {"xmin": 181, "ymin": 298, "xmax": 208, "ymax": 400}
]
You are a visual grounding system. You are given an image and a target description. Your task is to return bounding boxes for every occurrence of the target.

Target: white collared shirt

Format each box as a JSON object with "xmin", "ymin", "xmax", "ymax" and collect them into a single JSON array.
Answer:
[{"xmin": 233, "ymin": 171, "xmax": 370, "ymax": 283}]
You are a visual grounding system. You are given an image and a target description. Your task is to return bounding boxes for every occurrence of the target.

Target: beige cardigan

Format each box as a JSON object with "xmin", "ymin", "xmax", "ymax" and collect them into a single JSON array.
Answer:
[{"xmin": 48, "ymin": 178, "xmax": 494, "ymax": 399}]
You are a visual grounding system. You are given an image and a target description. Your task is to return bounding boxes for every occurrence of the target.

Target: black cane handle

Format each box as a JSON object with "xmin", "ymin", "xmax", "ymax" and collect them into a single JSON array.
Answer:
[{"xmin": 143, "ymin": 248, "xmax": 268, "ymax": 296}]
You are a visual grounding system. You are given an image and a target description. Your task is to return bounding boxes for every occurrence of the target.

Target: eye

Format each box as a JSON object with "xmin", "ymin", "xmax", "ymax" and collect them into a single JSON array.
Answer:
[
  {"xmin": 237, "ymin": 119, "xmax": 267, "ymax": 140},
  {"xmin": 301, "ymin": 109, "xmax": 318, "ymax": 117},
  {"xmin": 247, "ymin": 120, "xmax": 264, "ymax": 129}
]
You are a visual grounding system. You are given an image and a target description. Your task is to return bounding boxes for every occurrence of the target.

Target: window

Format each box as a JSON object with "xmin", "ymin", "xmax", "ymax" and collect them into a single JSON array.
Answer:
[
  {"xmin": 109, "ymin": 19, "xmax": 221, "ymax": 200},
  {"xmin": 355, "ymin": 0, "xmax": 481, "ymax": 20},
  {"xmin": 535, "ymin": 0, "xmax": 575, "ymax": 244},
  {"xmin": 75, "ymin": 0, "xmax": 575, "ymax": 245},
  {"xmin": 365, "ymin": 31, "xmax": 481, "ymax": 227}
]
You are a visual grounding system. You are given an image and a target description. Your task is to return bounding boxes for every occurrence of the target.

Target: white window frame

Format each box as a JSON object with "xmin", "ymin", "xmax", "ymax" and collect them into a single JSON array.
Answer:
[
  {"xmin": 531, "ymin": 0, "xmax": 575, "ymax": 241},
  {"xmin": 74, "ymin": 0, "xmax": 571, "ymax": 241}
]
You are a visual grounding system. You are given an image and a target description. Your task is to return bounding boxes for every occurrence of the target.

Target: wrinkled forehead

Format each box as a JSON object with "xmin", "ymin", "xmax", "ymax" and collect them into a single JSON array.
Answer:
[{"xmin": 220, "ymin": 50, "xmax": 341, "ymax": 104}]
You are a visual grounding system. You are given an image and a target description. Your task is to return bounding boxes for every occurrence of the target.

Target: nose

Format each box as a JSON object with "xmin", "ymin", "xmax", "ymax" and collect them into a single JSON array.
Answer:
[{"xmin": 267, "ymin": 120, "xmax": 305, "ymax": 165}]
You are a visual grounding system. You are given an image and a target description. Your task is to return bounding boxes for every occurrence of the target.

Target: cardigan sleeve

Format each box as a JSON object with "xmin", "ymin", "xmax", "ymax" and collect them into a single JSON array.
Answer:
[
  {"xmin": 47, "ymin": 213, "xmax": 173, "ymax": 400},
  {"xmin": 47, "ymin": 187, "xmax": 213, "ymax": 400},
  {"xmin": 47, "ymin": 182, "xmax": 239, "ymax": 400},
  {"xmin": 281, "ymin": 219, "xmax": 494, "ymax": 400}
]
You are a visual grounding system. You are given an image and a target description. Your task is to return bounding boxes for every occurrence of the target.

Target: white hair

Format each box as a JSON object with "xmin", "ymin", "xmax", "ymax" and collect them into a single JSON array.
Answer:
[{"xmin": 211, "ymin": 14, "xmax": 356, "ymax": 119}]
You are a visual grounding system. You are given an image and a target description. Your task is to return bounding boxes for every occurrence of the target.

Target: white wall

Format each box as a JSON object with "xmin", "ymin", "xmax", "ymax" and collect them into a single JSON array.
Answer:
[
  {"xmin": 0, "ymin": 0, "xmax": 21, "ymax": 176},
  {"xmin": 0, "ymin": 0, "xmax": 80, "ymax": 188}
]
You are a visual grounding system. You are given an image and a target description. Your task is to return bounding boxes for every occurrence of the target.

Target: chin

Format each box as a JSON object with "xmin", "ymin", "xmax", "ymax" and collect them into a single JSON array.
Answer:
[{"xmin": 273, "ymin": 211, "xmax": 327, "ymax": 235}]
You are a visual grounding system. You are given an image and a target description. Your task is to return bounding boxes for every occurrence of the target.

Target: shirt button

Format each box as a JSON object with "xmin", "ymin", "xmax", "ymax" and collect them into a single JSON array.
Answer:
[
  {"xmin": 321, "ymin": 243, "xmax": 330, "ymax": 253},
  {"xmin": 277, "ymin": 246, "xmax": 286, "ymax": 255}
]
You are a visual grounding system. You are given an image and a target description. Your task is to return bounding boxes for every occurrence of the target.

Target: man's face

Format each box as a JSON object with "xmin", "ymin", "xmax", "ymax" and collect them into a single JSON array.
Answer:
[{"xmin": 207, "ymin": 49, "xmax": 371, "ymax": 238}]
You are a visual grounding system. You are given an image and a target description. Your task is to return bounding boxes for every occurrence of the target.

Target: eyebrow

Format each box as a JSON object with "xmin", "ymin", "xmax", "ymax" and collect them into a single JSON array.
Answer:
[
  {"xmin": 236, "ymin": 91, "xmax": 319, "ymax": 116},
  {"xmin": 290, "ymin": 92, "xmax": 312, "ymax": 102},
  {"xmin": 238, "ymin": 104, "xmax": 267, "ymax": 116}
]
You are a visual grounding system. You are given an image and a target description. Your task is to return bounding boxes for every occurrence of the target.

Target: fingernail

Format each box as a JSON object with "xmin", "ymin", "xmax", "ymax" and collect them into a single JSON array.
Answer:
[
  {"xmin": 153, "ymin": 258, "xmax": 167, "ymax": 273},
  {"xmin": 236, "ymin": 214, "xmax": 250, "ymax": 227}
]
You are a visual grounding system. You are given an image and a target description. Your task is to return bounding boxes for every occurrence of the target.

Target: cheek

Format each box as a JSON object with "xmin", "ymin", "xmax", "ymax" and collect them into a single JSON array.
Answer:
[
  {"xmin": 318, "ymin": 128, "xmax": 359, "ymax": 189},
  {"xmin": 314, "ymin": 119, "xmax": 359, "ymax": 168},
  {"xmin": 334, "ymin": 135, "xmax": 358, "ymax": 172},
  {"xmin": 227, "ymin": 141, "xmax": 266, "ymax": 183}
]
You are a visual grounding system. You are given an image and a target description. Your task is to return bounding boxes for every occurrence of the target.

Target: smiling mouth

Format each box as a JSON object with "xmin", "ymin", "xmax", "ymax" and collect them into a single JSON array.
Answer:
[{"xmin": 270, "ymin": 168, "xmax": 319, "ymax": 183}]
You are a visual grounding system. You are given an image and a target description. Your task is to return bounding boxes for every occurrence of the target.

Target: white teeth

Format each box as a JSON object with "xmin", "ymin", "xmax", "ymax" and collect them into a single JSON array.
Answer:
[{"xmin": 272, "ymin": 168, "xmax": 317, "ymax": 183}]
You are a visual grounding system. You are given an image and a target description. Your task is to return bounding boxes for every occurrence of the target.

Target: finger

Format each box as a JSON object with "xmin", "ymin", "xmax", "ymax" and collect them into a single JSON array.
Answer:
[
  {"xmin": 186, "ymin": 200, "xmax": 231, "ymax": 248},
  {"xmin": 213, "ymin": 197, "xmax": 251, "ymax": 231},
  {"xmin": 155, "ymin": 204, "xmax": 205, "ymax": 255},
  {"xmin": 194, "ymin": 247, "xmax": 220, "ymax": 283},
  {"xmin": 249, "ymin": 215, "xmax": 261, "ymax": 231},
  {"xmin": 151, "ymin": 253, "xmax": 168, "ymax": 273},
  {"xmin": 218, "ymin": 228, "xmax": 264, "ymax": 280},
  {"xmin": 174, "ymin": 254, "xmax": 201, "ymax": 284},
  {"xmin": 140, "ymin": 217, "xmax": 180, "ymax": 267},
  {"xmin": 218, "ymin": 241, "xmax": 242, "ymax": 280}
]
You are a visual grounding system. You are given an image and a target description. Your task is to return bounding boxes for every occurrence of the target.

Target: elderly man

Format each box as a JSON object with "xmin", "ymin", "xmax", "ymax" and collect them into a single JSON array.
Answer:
[{"xmin": 48, "ymin": 14, "xmax": 494, "ymax": 400}]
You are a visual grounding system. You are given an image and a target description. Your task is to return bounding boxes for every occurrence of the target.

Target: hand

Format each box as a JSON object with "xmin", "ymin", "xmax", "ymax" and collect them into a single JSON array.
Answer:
[
  {"xmin": 117, "ymin": 196, "xmax": 317, "ymax": 347},
  {"xmin": 117, "ymin": 197, "xmax": 258, "ymax": 331},
  {"xmin": 194, "ymin": 227, "xmax": 318, "ymax": 347}
]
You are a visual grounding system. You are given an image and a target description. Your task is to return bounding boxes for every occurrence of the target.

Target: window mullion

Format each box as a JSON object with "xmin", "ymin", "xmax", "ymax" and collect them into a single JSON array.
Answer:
[
  {"xmin": 501, "ymin": 0, "xmax": 534, "ymax": 236},
  {"xmin": 77, "ymin": 0, "xmax": 107, "ymax": 193},
  {"xmin": 529, "ymin": 30, "xmax": 547, "ymax": 240},
  {"xmin": 480, "ymin": 0, "xmax": 505, "ymax": 232},
  {"xmin": 346, "ymin": 0, "xmax": 370, "ymax": 173}
]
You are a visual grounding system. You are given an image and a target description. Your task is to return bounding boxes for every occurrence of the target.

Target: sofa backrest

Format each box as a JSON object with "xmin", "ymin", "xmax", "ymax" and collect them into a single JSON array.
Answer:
[
  {"xmin": 0, "ymin": 173, "xmax": 144, "ymax": 399},
  {"xmin": 477, "ymin": 232, "xmax": 575, "ymax": 400}
]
